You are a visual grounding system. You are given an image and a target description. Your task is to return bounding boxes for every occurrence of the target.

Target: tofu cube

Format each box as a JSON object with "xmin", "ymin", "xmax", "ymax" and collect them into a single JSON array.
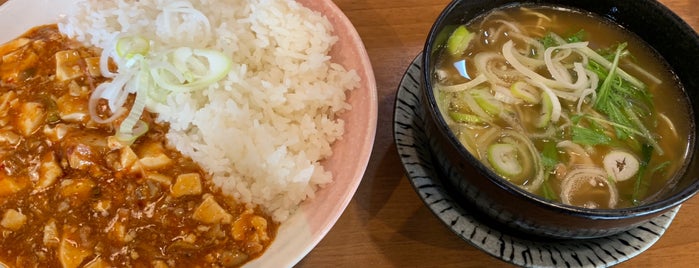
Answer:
[
  {"xmin": 137, "ymin": 142, "xmax": 172, "ymax": 170},
  {"xmin": 55, "ymin": 50, "xmax": 83, "ymax": 81},
  {"xmin": 43, "ymin": 219, "xmax": 60, "ymax": 247},
  {"xmin": 192, "ymin": 194, "xmax": 232, "ymax": 224},
  {"xmin": 83, "ymin": 57, "xmax": 102, "ymax": 77},
  {"xmin": 17, "ymin": 102, "xmax": 46, "ymax": 136},
  {"xmin": 1, "ymin": 209, "xmax": 27, "ymax": 231},
  {"xmin": 36, "ymin": 152, "xmax": 63, "ymax": 190},
  {"xmin": 60, "ymin": 179, "xmax": 96, "ymax": 199},
  {"xmin": 83, "ymin": 257, "xmax": 110, "ymax": 268},
  {"xmin": 171, "ymin": 173, "xmax": 202, "ymax": 197},
  {"xmin": 146, "ymin": 173, "xmax": 173, "ymax": 186},
  {"xmin": 58, "ymin": 229, "xmax": 93, "ymax": 268},
  {"xmin": 56, "ymin": 93, "xmax": 88, "ymax": 122},
  {"xmin": 0, "ymin": 178, "xmax": 25, "ymax": 196}
]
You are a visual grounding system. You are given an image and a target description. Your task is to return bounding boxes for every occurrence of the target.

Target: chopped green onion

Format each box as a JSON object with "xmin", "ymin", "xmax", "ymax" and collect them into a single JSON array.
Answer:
[
  {"xmin": 116, "ymin": 36, "xmax": 150, "ymax": 59},
  {"xmin": 471, "ymin": 89, "xmax": 502, "ymax": 115},
  {"xmin": 89, "ymin": 36, "xmax": 233, "ymax": 144},
  {"xmin": 510, "ymin": 81, "xmax": 539, "ymax": 104},
  {"xmin": 432, "ymin": 25, "xmax": 458, "ymax": 54},
  {"xmin": 536, "ymin": 90, "xmax": 553, "ymax": 128},
  {"xmin": 446, "ymin": 25, "xmax": 474, "ymax": 56},
  {"xmin": 487, "ymin": 143, "xmax": 523, "ymax": 177},
  {"xmin": 448, "ymin": 111, "xmax": 482, "ymax": 123},
  {"xmin": 150, "ymin": 48, "xmax": 232, "ymax": 93},
  {"xmin": 116, "ymin": 62, "xmax": 151, "ymax": 143},
  {"xmin": 115, "ymin": 120, "xmax": 149, "ymax": 145}
]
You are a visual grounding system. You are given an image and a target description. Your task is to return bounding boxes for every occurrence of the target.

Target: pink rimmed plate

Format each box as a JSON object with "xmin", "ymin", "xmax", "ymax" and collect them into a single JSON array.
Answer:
[{"xmin": 0, "ymin": 0, "xmax": 377, "ymax": 267}]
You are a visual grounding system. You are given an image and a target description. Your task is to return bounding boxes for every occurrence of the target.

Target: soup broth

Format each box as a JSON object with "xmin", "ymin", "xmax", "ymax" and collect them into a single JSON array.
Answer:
[{"xmin": 433, "ymin": 5, "xmax": 692, "ymax": 209}]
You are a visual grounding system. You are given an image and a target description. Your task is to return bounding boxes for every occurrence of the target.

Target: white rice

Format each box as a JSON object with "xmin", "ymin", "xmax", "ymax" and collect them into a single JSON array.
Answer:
[{"xmin": 59, "ymin": 0, "xmax": 359, "ymax": 221}]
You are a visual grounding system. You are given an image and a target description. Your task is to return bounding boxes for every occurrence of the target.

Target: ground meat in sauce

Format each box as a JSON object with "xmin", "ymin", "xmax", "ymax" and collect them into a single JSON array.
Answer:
[{"xmin": 0, "ymin": 25, "xmax": 276, "ymax": 268}]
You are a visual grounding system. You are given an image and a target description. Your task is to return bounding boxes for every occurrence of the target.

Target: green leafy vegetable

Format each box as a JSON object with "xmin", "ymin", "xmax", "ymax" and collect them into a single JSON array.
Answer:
[
  {"xmin": 570, "ymin": 114, "xmax": 584, "ymax": 125},
  {"xmin": 541, "ymin": 33, "xmax": 558, "ymax": 48},
  {"xmin": 541, "ymin": 181, "xmax": 558, "ymax": 201},
  {"xmin": 540, "ymin": 141, "xmax": 559, "ymax": 170},
  {"xmin": 571, "ymin": 125, "xmax": 612, "ymax": 146},
  {"xmin": 589, "ymin": 43, "xmax": 661, "ymax": 153},
  {"xmin": 566, "ymin": 29, "xmax": 586, "ymax": 43},
  {"xmin": 594, "ymin": 43, "xmax": 626, "ymax": 112},
  {"xmin": 596, "ymin": 43, "xmax": 633, "ymax": 62},
  {"xmin": 539, "ymin": 141, "xmax": 559, "ymax": 201},
  {"xmin": 540, "ymin": 29, "xmax": 586, "ymax": 48},
  {"xmin": 652, "ymin": 161, "xmax": 671, "ymax": 174},
  {"xmin": 632, "ymin": 144, "xmax": 654, "ymax": 205}
]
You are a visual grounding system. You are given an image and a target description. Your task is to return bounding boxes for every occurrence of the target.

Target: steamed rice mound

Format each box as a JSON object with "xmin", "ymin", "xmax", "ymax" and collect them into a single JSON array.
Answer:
[{"xmin": 60, "ymin": 0, "xmax": 359, "ymax": 221}]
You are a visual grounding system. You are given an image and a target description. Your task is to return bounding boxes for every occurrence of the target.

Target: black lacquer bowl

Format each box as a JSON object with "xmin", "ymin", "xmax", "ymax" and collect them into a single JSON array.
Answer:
[{"xmin": 420, "ymin": 0, "xmax": 699, "ymax": 239}]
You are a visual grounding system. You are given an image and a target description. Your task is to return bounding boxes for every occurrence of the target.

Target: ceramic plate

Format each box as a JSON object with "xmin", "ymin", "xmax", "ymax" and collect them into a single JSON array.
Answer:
[
  {"xmin": 0, "ymin": 0, "xmax": 377, "ymax": 267},
  {"xmin": 393, "ymin": 54, "xmax": 678, "ymax": 268}
]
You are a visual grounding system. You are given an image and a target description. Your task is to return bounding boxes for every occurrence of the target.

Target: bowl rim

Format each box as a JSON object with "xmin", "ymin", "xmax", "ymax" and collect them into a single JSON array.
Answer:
[{"xmin": 421, "ymin": 0, "xmax": 699, "ymax": 219}]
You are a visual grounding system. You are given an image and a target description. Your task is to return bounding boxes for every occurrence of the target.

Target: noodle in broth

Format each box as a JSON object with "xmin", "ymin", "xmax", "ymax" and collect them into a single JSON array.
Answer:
[{"xmin": 433, "ymin": 5, "xmax": 692, "ymax": 209}]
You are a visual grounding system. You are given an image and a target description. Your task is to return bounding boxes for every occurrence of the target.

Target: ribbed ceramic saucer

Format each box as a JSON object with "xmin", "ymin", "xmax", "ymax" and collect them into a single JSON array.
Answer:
[{"xmin": 393, "ymin": 54, "xmax": 679, "ymax": 268}]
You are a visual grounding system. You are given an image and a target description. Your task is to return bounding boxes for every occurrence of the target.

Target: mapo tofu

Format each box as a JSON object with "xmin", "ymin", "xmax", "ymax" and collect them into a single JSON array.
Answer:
[{"xmin": 0, "ymin": 25, "xmax": 275, "ymax": 268}]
